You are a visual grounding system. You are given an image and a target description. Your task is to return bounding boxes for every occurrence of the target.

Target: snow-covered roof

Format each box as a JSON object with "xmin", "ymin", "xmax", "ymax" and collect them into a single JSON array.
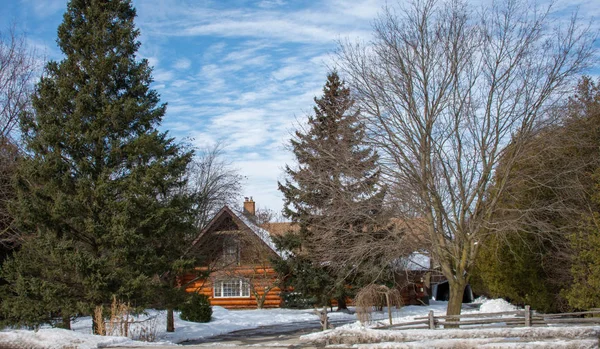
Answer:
[
  {"xmin": 393, "ymin": 252, "xmax": 430, "ymax": 271},
  {"xmin": 232, "ymin": 209, "xmax": 287, "ymax": 259}
]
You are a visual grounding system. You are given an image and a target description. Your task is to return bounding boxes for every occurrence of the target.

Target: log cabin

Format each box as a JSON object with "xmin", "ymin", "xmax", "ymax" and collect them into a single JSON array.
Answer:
[
  {"xmin": 183, "ymin": 198, "xmax": 285, "ymax": 309},
  {"xmin": 183, "ymin": 198, "xmax": 441, "ymax": 309}
]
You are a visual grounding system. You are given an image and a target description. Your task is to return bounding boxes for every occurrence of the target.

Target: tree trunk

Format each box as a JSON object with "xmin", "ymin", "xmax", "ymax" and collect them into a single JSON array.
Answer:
[
  {"xmin": 59, "ymin": 313, "xmax": 71, "ymax": 330},
  {"xmin": 336, "ymin": 297, "xmax": 348, "ymax": 311},
  {"xmin": 92, "ymin": 306, "xmax": 104, "ymax": 335},
  {"xmin": 256, "ymin": 297, "xmax": 265, "ymax": 309},
  {"xmin": 254, "ymin": 291, "xmax": 266, "ymax": 309},
  {"xmin": 385, "ymin": 293, "xmax": 392, "ymax": 325},
  {"xmin": 167, "ymin": 308, "xmax": 175, "ymax": 332},
  {"xmin": 445, "ymin": 281, "xmax": 466, "ymax": 328}
]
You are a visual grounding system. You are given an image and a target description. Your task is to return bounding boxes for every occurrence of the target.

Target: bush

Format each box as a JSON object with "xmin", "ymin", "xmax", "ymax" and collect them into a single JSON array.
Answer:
[
  {"xmin": 280, "ymin": 291, "xmax": 317, "ymax": 309},
  {"xmin": 179, "ymin": 293, "xmax": 212, "ymax": 323}
]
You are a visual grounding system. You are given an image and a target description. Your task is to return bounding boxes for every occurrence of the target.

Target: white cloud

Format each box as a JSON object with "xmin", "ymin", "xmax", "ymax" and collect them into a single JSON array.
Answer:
[
  {"xmin": 146, "ymin": 56, "xmax": 160, "ymax": 69},
  {"xmin": 182, "ymin": 19, "xmax": 339, "ymax": 44},
  {"xmin": 272, "ymin": 64, "xmax": 305, "ymax": 81},
  {"xmin": 20, "ymin": 0, "xmax": 65, "ymax": 18},
  {"xmin": 152, "ymin": 69, "xmax": 174, "ymax": 84},
  {"xmin": 173, "ymin": 58, "xmax": 191, "ymax": 70},
  {"xmin": 257, "ymin": 0, "xmax": 287, "ymax": 9}
]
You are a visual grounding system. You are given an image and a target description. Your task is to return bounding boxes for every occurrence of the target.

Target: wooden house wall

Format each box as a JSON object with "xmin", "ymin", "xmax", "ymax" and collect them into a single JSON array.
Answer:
[
  {"xmin": 395, "ymin": 271, "xmax": 428, "ymax": 305},
  {"xmin": 182, "ymin": 266, "xmax": 282, "ymax": 309}
]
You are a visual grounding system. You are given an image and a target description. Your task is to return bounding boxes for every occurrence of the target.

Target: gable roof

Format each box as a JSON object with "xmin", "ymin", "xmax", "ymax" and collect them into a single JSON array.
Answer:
[{"xmin": 192, "ymin": 205, "xmax": 286, "ymax": 259}]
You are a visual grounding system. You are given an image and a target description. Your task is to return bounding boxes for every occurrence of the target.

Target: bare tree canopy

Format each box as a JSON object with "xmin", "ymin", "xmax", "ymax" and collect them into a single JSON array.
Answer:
[
  {"xmin": 187, "ymin": 142, "xmax": 244, "ymax": 230},
  {"xmin": 0, "ymin": 26, "xmax": 37, "ymax": 140},
  {"xmin": 338, "ymin": 0, "xmax": 596, "ymax": 316}
]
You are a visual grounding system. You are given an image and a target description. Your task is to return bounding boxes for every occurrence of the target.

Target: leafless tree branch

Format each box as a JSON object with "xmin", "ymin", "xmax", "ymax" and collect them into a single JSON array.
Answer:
[{"xmin": 338, "ymin": 0, "xmax": 596, "ymax": 315}]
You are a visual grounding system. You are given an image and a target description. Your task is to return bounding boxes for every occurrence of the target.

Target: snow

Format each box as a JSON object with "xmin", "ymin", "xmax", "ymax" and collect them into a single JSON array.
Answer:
[
  {"xmin": 0, "ymin": 328, "xmax": 162, "ymax": 349},
  {"xmin": 233, "ymin": 209, "xmax": 286, "ymax": 258},
  {"xmin": 478, "ymin": 297, "xmax": 518, "ymax": 313},
  {"xmin": 161, "ymin": 306, "xmax": 355, "ymax": 343},
  {"xmin": 302, "ymin": 326, "xmax": 600, "ymax": 348},
  {"xmin": 0, "ymin": 306, "xmax": 355, "ymax": 347},
  {"xmin": 302, "ymin": 298, "xmax": 600, "ymax": 348},
  {"xmin": 1, "ymin": 298, "xmax": 596, "ymax": 348},
  {"xmin": 403, "ymin": 253, "xmax": 431, "ymax": 271}
]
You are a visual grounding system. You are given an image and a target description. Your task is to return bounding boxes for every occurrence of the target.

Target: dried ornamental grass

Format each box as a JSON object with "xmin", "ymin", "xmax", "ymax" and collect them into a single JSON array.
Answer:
[{"xmin": 355, "ymin": 284, "xmax": 402, "ymax": 325}]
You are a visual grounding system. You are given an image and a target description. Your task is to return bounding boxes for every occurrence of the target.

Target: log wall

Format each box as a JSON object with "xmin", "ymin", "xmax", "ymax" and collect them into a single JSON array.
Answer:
[{"xmin": 182, "ymin": 266, "xmax": 283, "ymax": 309}]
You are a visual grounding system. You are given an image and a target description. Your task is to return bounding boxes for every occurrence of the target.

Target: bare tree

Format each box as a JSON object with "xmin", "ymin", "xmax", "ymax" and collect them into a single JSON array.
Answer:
[
  {"xmin": 338, "ymin": 0, "xmax": 596, "ymax": 316},
  {"xmin": 0, "ymin": 26, "xmax": 38, "ymax": 140},
  {"xmin": 187, "ymin": 142, "xmax": 244, "ymax": 231},
  {"xmin": 0, "ymin": 26, "xmax": 37, "ymax": 248},
  {"xmin": 225, "ymin": 226, "xmax": 282, "ymax": 309},
  {"xmin": 190, "ymin": 219, "xmax": 282, "ymax": 309}
]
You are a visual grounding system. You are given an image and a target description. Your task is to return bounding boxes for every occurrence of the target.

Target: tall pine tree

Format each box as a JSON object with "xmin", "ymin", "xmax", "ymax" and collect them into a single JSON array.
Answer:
[
  {"xmin": 1, "ymin": 0, "xmax": 194, "ymax": 331},
  {"xmin": 276, "ymin": 72, "xmax": 387, "ymax": 308}
]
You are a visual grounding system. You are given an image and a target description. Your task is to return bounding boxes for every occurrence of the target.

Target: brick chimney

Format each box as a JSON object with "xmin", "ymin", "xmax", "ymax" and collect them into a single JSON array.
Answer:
[{"xmin": 243, "ymin": 197, "xmax": 255, "ymax": 216}]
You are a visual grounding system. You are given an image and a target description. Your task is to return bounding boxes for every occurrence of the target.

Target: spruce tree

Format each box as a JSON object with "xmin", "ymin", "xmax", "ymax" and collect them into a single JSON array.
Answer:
[
  {"xmin": 1, "ymin": 0, "xmax": 194, "ymax": 331},
  {"xmin": 276, "ymin": 72, "xmax": 386, "ymax": 308}
]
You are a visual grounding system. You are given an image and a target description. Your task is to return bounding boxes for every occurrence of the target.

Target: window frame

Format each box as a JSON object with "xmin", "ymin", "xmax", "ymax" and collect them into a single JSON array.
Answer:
[
  {"xmin": 213, "ymin": 278, "xmax": 251, "ymax": 298},
  {"xmin": 222, "ymin": 236, "xmax": 241, "ymax": 265}
]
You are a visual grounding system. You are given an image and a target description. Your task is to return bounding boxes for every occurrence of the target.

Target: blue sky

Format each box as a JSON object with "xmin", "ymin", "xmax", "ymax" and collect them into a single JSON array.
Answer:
[{"xmin": 2, "ymin": 0, "xmax": 598, "ymax": 213}]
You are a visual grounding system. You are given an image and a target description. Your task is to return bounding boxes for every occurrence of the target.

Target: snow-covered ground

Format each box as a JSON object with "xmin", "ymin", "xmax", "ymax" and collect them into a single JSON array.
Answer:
[
  {"xmin": 1, "ymin": 298, "xmax": 596, "ymax": 348},
  {"xmin": 0, "ymin": 305, "xmax": 355, "ymax": 348},
  {"xmin": 302, "ymin": 326, "xmax": 600, "ymax": 348},
  {"xmin": 302, "ymin": 298, "xmax": 600, "ymax": 348}
]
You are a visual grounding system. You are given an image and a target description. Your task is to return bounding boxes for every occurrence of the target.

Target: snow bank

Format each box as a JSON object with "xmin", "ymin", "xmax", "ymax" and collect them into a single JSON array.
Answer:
[
  {"xmin": 0, "ymin": 328, "xmax": 166, "ymax": 349},
  {"xmin": 477, "ymin": 297, "xmax": 518, "ymax": 313},
  {"xmin": 358, "ymin": 338, "xmax": 599, "ymax": 348},
  {"xmin": 301, "ymin": 326, "xmax": 600, "ymax": 347}
]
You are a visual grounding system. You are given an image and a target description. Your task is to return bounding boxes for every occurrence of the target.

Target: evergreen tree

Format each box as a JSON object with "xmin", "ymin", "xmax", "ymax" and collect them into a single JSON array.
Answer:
[
  {"xmin": 472, "ymin": 77, "xmax": 600, "ymax": 312},
  {"xmin": 1, "ymin": 0, "xmax": 194, "ymax": 331},
  {"xmin": 565, "ymin": 179, "xmax": 600, "ymax": 310},
  {"xmin": 562, "ymin": 78, "xmax": 600, "ymax": 310},
  {"xmin": 276, "ymin": 72, "xmax": 386, "ymax": 308}
]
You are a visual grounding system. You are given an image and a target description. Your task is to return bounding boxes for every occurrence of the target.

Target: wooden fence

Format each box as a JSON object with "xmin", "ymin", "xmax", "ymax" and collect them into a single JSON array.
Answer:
[{"xmin": 375, "ymin": 306, "xmax": 600, "ymax": 330}]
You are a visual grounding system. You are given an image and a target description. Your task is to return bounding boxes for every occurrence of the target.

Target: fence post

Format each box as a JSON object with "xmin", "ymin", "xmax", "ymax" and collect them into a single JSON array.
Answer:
[
  {"xmin": 525, "ymin": 305, "xmax": 531, "ymax": 326},
  {"xmin": 428, "ymin": 310, "xmax": 435, "ymax": 329}
]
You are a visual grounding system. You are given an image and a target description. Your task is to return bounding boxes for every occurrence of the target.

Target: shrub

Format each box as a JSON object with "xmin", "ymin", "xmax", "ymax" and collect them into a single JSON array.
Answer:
[
  {"xmin": 280, "ymin": 291, "xmax": 317, "ymax": 309},
  {"xmin": 179, "ymin": 293, "xmax": 212, "ymax": 323}
]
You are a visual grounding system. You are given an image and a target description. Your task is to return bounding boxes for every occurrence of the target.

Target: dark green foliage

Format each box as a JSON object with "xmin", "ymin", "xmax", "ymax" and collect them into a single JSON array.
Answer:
[
  {"xmin": 179, "ymin": 293, "xmax": 212, "ymax": 323},
  {"xmin": 563, "ymin": 79, "xmax": 600, "ymax": 309},
  {"xmin": 276, "ymin": 72, "xmax": 386, "ymax": 307},
  {"xmin": 270, "ymin": 235, "xmax": 339, "ymax": 308},
  {"xmin": 1, "ymin": 0, "xmax": 195, "ymax": 327},
  {"xmin": 565, "ymin": 199, "xmax": 600, "ymax": 310},
  {"xmin": 471, "ymin": 232, "xmax": 558, "ymax": 313},
  {"xmin": 472, "ymin": 77, "xmax": 600, "ymax": 313},
  {"xmin": 0, "ymin": 139, "xmax": 20, "ymax": 250},
  {"xmin": 1, "ymin": 234, "xmax": 87, "ymax": 327},
  {"xmin": 279, "ymin": 291, "xmax": 317, "ymax": 309}
]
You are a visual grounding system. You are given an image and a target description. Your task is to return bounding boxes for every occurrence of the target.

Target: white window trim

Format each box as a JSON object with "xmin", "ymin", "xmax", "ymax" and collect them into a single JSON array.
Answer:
[{"xmin": 213, "ymin": 278, "xmax": 251, "ymax": 298}]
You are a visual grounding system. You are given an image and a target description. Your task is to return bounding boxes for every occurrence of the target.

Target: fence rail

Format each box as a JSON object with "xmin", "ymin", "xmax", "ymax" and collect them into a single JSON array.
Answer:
[{"xmin": 375, "ymin": 306, "xmax": 600, "ymax": 330}]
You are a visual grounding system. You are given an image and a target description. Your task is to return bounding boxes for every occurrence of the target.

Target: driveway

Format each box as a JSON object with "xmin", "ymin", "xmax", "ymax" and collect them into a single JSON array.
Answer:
[{"xmin": 120, "ymin": 319, "xmax": 354, "ymax": 349}]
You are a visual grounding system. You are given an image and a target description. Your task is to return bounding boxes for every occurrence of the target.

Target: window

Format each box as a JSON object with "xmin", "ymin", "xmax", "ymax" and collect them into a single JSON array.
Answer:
[
  {"xmin": 222, "ymin": 236, "xmax": 240, "ymax": 265},
  {"xmin": 213, "ymin": 279, "xmax": 250, "ymax": 298}
]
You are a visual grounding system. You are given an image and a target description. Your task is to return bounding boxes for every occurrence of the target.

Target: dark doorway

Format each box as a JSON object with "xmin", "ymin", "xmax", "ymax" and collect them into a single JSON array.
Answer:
[{"xmin": 433, "ymin": 281, "xmax": 474, "ymax": 303}]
